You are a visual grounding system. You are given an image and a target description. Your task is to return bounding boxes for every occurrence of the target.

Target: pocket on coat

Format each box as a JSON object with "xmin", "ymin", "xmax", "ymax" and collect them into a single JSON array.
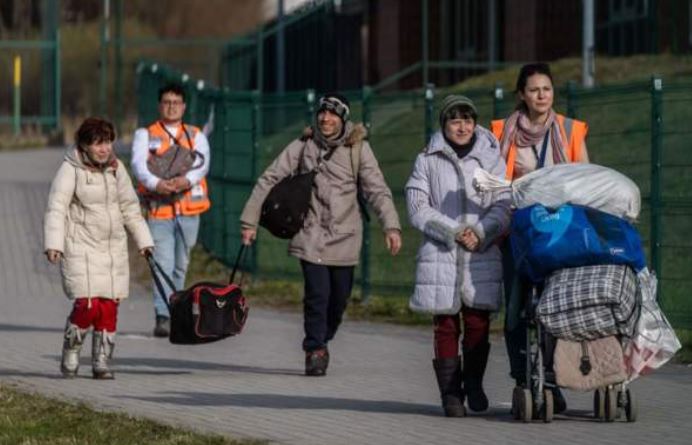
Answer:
[{"xmin": 333, "ymin": 223, "xmax": 356, "ymax": 235}]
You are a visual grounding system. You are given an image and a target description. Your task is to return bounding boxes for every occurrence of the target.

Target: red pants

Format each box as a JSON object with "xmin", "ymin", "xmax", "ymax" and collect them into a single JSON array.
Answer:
[
  {"xmin": 68, "ymin": 298, "xmax": 119, "ymax": 332},
  {"xmin": 433, "ymin": 307, "xmax": 490, "ymax": 359}
]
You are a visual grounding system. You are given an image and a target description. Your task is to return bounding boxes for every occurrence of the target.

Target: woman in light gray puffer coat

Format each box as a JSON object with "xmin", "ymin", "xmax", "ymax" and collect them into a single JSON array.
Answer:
[{"xmin": 406, "ymin": 95, "xmax": 511, "ymax": 417}]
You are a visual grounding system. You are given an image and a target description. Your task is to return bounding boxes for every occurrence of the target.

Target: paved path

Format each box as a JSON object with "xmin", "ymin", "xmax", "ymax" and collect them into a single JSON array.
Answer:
[{"xmin": 2, "ymin": 148, "xmax": 692, "ymax": 445}]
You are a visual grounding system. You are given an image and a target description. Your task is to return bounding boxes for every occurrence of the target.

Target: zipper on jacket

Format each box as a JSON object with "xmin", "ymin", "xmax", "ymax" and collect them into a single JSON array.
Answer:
[
  {"xmin": 441, "ymin": 147, "xmax": 469, "ymax": 302},
  {"xmin": 85, "ymin": 251, "xmax": 91, "ymax": 299},
  {"xmin": 104, "ymin": 170, "xmax": 115, "ymax": 297}
]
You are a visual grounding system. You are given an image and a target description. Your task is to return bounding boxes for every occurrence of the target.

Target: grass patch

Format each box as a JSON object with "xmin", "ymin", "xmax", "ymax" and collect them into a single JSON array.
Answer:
[
  {"xmin": 672, "ymin": 329, "xmax": 692, "ymax": 364},
  {"xmin": 0, "ymin": 129, "xmax": 48, "ymax": 151},
  {"xmin": 0, "ymin": 384, "xmax": 264, "ymax": 445}
]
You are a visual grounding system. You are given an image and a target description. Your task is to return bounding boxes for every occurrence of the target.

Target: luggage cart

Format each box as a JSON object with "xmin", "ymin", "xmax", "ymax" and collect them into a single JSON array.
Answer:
[{"xmin": 510, "ymin": 286, "xmax": 638, "ymax": 423}]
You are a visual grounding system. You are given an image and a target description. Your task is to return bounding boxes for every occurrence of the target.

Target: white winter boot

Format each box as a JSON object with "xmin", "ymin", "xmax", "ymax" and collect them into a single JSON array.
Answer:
[
  {"xmin": 61, "ymin": 321, "xmax": 87, "ymax": 378},
  {"xmin": 92, "ymin": 330, "xmax": 115, "ymax": 380}
]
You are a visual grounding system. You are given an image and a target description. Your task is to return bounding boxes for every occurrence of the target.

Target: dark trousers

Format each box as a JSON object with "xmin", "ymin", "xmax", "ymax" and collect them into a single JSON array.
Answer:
[
  {"xmin": 433, "ymin": 308, "xmax": 491, "ymax": 359},
  {"xmin": 502, "ymin": 243, "xmax": 558, "ymax": 385},
  {"xmin": 301, "ymin": 260, "xmax": 355, "ymax": 352},
  {"xmin": 502, "ymin": 241, "xmax": 528, "ymax": 384}
]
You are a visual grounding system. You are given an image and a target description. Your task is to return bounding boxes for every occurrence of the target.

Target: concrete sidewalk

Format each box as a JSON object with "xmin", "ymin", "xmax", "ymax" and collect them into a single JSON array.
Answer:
[{"xmin": 1, "ymin": 148, "xmax": 691, "ymax": 445}]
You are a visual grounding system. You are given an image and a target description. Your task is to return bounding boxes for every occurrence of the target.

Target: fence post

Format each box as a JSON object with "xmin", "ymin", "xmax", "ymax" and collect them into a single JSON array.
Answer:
[
  {"xmin": 181, "ymin": 73, "xmax": 195, "ymax": 123},
  {"xmin": 424, "ymin": 83, "xmax": 435, "ymax": 144},
  {"xmin": 492, "ymin": 83, "xmax": 504, "ymax": 119},
  {"xmin": 13, "ymin": 55, "xmax": 21, "ymax": 136},
  {"xmin": 114, "ymin": 0, "xmax": 123, "ymax": 134},
  {"xmin": 360, "ymin": 86, "xmax": 373, "ymax": 303},
  {"xmin": 650, "ymin": 76, "xmax": 663, "ymax": 295},
  {"xmin": 250, "ymin": 89, "xmax": 263, "ymax": 273},
  {"xmin": 566, "ymin": 80, "xmax": 577, "ymax": 118},
  {"xmin": 305, "ymin": 89, "xmax": 315, "ymax": 126},
  {"xmin": 256, "ymin": 28, "xmax": 264, "ymax": 92},
  {"xmin": 54, "ymin": 28, "xmax": 61, "ymax": 131},
  {"xmin": 422, "ymin": 0, "xmax": 429, "ymax": 87},
  {"xmin": 99, "ymin": 0, "xmax": 110, "ymax": 116}
]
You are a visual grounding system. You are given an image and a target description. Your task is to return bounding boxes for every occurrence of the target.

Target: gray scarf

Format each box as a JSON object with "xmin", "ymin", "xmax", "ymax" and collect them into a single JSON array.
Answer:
[{"xmin": 313, "ymin": 120, "xmax": 353, "ymax": 151}]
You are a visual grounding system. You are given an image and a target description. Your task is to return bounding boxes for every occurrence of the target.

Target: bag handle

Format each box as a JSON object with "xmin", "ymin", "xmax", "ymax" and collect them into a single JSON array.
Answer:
[
  {"xmin": 147, "ymin": 244, "xmax": 247, "ymax": 291},
  {"xmin": 229, "ymin": 245, "xmax": 247, "ymax": 285},
  {"xmin": 158, "ymin": 121, "xmax": 194, "ymax": 150},
  {"xmin": 293, "ymin": 138, "xmax": 338, "ymax": 177},
  {"xmin": 145, "ymin": 253, "xmax": 175, "ymax": 311},
  {"xmin": 531, "ymin": 129, "xmax": 550, "ymax": 169}
]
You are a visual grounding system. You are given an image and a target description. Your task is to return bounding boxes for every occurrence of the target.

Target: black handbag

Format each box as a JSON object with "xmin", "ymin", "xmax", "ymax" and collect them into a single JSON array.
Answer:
[
  {"xmin": 259, "ymin": 143, "xmax": 334, "ymax": 239},
  {"xmin": 146, "ymin": 246, "xmax": 249, "ymax": 345}
]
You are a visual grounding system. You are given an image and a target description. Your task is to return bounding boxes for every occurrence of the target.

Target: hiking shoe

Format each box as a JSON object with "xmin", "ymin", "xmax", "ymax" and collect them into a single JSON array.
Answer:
[
  {"xmin": 305, "ymin": 348, "xmax": 329, "ymax": 376},
  {"xmin": 153, "ymin": 316, "xmax": 170, "ymax": 338}
]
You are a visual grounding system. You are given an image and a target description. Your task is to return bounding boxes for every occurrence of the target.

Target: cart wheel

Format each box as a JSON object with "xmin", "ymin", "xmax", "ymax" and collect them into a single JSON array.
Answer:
[
  {"xmin": 518, "ymin": 388, "xmax": 533, "ymax": 423},
  {"xmin": 593, "ymin": 388, "xmax": 606, "ymax": 420},
  {"xmin": 604, "ymin": 386, "xmax": 617, "ymax": 422},
  {"xmin": 625, "ymin": 388, "xmax": 638, "ymax": 422},
  {"xmin": 542, "ymin": 389, "xmax": 554, "ymax": 423},
  {"xmin": 511, "ymin": 386, "xmax": 522, "ymax": 420}
]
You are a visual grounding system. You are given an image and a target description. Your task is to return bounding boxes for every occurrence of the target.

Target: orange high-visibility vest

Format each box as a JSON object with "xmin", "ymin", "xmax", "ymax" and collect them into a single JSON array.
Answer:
[
  {"xmin": 491, "ymin": 114, "xmax": 588, "ymax": 180},
  {"xmin": 139, "ymin": 121, "xmax": 211, "ymax": 220}
]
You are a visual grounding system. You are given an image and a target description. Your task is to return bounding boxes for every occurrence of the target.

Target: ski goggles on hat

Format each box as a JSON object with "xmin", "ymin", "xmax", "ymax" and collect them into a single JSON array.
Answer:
[{"xmin": 317, "ymin": 96, "xmax": 350, "ymax": 121}]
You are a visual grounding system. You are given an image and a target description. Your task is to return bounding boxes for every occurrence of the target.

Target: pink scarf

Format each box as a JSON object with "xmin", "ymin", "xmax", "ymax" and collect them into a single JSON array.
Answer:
[{"xmin": 499, "ymin": 109, "xmax": 568, "ymax": 165}]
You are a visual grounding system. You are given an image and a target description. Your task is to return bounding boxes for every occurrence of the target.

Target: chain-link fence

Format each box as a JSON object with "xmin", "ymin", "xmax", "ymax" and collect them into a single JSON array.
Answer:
[{"xmin": 136, "ymin": 61, "xmax": 692, "ymax": 328}]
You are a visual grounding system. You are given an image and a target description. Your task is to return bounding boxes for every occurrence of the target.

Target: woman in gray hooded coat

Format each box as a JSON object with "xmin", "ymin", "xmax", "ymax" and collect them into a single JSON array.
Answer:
[{"xmin": 406, "ymin": 95, "xmax": 511, "ymax": 417}]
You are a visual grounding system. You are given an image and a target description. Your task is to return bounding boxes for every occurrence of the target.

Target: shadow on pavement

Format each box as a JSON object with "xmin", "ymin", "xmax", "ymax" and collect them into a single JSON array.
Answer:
[
  {"xmin": 35, "ymin": 354, "xmax": 301, "ymax": 377},
  {"xmin": 0, "ymin": 369, "xmax": 65, "ymax": 380},
  {"xmin": 0, "ymin": 323, "xmax": 62, "ymax": 334},
  {"xmin": 119, "ymin": 391, "xmax": 440, "ymax": 416},
  {"xmin": 480, "ymin": 407, "xmax": 602, "ymax": 424}
]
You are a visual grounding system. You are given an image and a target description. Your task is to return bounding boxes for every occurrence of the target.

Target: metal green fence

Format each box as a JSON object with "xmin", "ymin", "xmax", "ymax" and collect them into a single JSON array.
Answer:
[
  {"xmin": 0, "ymin": 0, "xmax": 60, "ymax": 131},
  {"xmin": 136, "ymin": 61, "xmax": 692, "ymax": 328}
]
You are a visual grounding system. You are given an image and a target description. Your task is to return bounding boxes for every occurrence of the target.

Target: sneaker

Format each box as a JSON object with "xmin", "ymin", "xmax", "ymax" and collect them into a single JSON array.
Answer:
[
  {"xmin": 305, "ymin": 348, "xmax": 329, "ymax": 376},
  {"xmin": 153, "ymin": 316, "xmax": 170, "ymax": 338}
]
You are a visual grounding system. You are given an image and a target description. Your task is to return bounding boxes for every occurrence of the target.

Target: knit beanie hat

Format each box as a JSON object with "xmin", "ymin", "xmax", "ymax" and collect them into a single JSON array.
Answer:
[
  {"xmin": 439, "ymin": 94, "xmax": 477, "ymax": 128},
  {"xmin": 317, "ymin": 93, "xmax": 351, "ymax": 123}
]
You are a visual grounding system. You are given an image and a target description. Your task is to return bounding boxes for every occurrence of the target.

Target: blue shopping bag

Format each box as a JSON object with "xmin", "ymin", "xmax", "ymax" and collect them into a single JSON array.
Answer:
[{"xmin": 510, "ymin": 204, "xmax": 646, "ymax": 283}]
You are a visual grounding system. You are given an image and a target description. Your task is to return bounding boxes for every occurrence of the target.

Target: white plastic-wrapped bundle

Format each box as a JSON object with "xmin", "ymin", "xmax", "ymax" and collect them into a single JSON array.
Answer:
[
  {"xmin": 473, "ymin": 163, "xmax": 641, "ymax": 221},
  {"xmin": 623, "ymin": 268, "xmax": 681, "ymax": 382}
]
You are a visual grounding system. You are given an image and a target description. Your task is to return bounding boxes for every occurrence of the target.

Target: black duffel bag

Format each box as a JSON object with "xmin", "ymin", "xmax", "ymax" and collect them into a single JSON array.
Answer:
[
  {"xmin": 147, "ymin": 246, "xmax": 249, "ymax": 345},
  {"xmin": 259, "ymin": 169, "xmax": 317, "ymax": 239},
  {"xmin": 259, "ymin": 142, "xmax": 336, "ymax": 239}
]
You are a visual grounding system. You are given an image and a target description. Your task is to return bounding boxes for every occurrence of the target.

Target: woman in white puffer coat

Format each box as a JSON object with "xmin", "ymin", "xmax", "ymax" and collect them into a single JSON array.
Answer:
[
  {"xmin": 406, "ymin": 95, "xmax": 511, "ymax": 417},
  {"xmin": 44, "ymin": 117, "xmax": 153, "ymax": 379}
]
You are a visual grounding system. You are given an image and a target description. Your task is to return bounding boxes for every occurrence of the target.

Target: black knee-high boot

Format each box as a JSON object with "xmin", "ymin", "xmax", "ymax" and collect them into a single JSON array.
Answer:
[
  {"xmin": 463, "ymin": 342, "xmax": 490, "ymax": 412},
  {"xmin": 432, "ymin": 356, "xmax": 466, "ymax": 417}
]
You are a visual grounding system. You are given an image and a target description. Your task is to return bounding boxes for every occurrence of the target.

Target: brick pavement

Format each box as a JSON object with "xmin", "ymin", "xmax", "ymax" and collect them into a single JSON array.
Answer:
[{"xmin": 1, "ymin": 148, "xmax": 692, "ymax": 444}]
